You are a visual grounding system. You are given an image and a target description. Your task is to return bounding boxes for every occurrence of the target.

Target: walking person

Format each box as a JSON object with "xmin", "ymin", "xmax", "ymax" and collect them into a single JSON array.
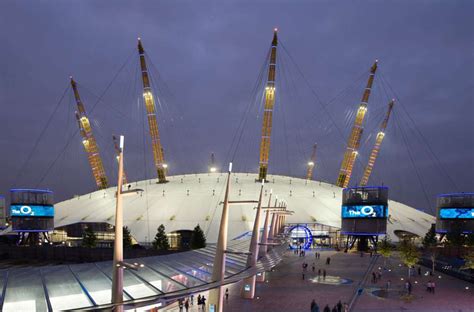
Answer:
[
  {"xmin": 302, "ymin": 270, "xmax": 305, "ymax": 280},
  {"xmin": 225, "ymin": 288, "xmax": 229, "ymax": 301},
  {"xmin": 323, "ymin": 269, "xmax": 327, "ymax": 280},
  {"xmin": 336, "ymin": 300, "xmax": 342, "ymax": 312},
  {"xmin": 431, "ymin": 280, "xmax": 436, "ymax": 294},
  {"xmin": 197, "ymin": 294, "xmax": 202, "ymax": 308},
  {"xmin": 318, "ymin": 269, "xmax": 321, "ymax": 277},
  {"xmin": 201, "ymin": 295, "xmax": 206, "ymax": 310},
  {"xmin": 184, "ymin": 299, "xmax": 189, "ymax": 311},
  {"xmin": 312, "ymin": 262, "xmax": 316, "ymax": 273},
  {"xmin": 190, "ymin": 294, "xmax": 194, "ymax": 305},
  {"xmin": 178, "ymin": 299, "xmax": 184, "ymax": 312},
  {"xmin": 326, "ymin": 257, "xmax": 331, "ymax": 265},
  {"xmin": 343, "ymin": 302, "xmax": 349, "ymax": 312},
  {"xmin": 311, "ymin": 299, "xmax": 320, "ymax": 312},
  {"xmin": 323, "ymin": 304, "xmax": 331, "ymax": 312}
]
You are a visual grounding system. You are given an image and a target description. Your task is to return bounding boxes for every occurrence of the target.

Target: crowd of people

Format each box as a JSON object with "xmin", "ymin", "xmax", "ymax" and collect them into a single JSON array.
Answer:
[
  {"xmin": 174, "ymin": 248, "xmax": 442, "ymax": 312},
  {"xmin": 310, "ymin": 299, "xmax": 348, "ymax": 312},
  {"xmin": 177, "ymin": 294, "xmax": 208, "ymax": 311}
]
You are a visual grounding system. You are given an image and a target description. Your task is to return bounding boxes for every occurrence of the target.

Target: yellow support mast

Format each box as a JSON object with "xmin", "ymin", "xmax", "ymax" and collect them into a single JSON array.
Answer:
[
  {"xmin": 137, "ymin": 38, "xmax": 168, "ymax": 183},
  {"xmin": 70, "ymin": 77, "xmax": 108, "ymax": 190},
  {"xmin": 258, "ymin": 29, "xmax": 278, "ymax": 181},
  {"xmin": 336, "ymin": 61, "xmax": 378, "ymax": 188},
  {"xmin": 113, "ymin": 135, "xmax": 128, "ymax": 185},
  {"xmin": 360, "ymin": 99, "xmax": 394, "ymax": 186},
  {"xmin": 306, "ymin": 143, "xmax": 317, "ymax": 180}
]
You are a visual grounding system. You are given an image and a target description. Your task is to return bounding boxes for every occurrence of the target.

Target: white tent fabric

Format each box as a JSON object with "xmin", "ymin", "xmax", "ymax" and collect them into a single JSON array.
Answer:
[{"xmin": 55, "ymin": 173, "xmax": 434, "ymax": 243}]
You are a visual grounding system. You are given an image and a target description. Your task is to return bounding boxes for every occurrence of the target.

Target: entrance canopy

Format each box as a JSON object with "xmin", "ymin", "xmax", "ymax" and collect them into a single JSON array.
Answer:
[{"xmin": 0, "ymin": 238, "xmax": 286, "ymax": 311}]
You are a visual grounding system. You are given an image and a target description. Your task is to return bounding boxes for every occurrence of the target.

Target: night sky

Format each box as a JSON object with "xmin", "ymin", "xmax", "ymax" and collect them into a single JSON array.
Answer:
[{"xmin": 0, "ymin": 1, "xmax": 473, "ymax": 213}]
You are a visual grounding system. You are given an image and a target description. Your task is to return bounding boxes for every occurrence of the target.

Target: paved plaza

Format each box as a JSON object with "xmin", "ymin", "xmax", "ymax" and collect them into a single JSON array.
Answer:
[{"xmin": 163, "ymin": 249, "xmax": 473, "ymax": 312}]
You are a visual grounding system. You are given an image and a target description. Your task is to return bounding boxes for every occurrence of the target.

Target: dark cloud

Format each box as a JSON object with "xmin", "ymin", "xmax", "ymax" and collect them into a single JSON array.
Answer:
[{"xmin": 0, "ymin": 1, "xmax": 472, "ymax": 212}]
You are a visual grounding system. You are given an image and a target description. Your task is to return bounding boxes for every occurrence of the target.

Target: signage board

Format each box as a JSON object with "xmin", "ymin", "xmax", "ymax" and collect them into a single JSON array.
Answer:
[
  {"xmin": 341, "ymin": 205, "xmax": 387, "ymax": 219},
  {"xmin": 439, "ymin": 208, "xmax": 474, "ymax": 219},
  {"xmin": 10, "ymin": 205, "xmax": 54, "ymax": 217}
]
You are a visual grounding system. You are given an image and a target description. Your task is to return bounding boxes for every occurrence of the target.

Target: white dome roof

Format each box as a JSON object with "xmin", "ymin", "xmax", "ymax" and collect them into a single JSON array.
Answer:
[{"xmin": 55, "ymin": 173, "xmax": 435, "ymax": 243}]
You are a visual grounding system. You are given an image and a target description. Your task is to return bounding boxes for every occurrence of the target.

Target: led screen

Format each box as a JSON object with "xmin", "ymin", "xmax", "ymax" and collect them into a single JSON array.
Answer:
[
  {"xmin": 10, "ymin": 205, "xmax": 54, "ymax": 217},
  {"xmin": 341, "ymin": 205, "xmax": 387, "ymax": 218},
  {"xmin": 439, "ymin": 208, "xmax": 474, "ymax": 219}
]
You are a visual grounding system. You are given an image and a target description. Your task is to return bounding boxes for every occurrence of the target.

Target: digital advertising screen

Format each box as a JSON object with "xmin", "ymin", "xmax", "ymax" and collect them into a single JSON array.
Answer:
[
  {"xmin": 10, "ymin": 205, "xmax": 54, "ymax": 217},
  {"xmin": 439, "ymin": 208, "xmax": 474, "ymax": 219},
  {"xmin": 341, "ymin": 205, "xmax": 387, "ymax": 219}
]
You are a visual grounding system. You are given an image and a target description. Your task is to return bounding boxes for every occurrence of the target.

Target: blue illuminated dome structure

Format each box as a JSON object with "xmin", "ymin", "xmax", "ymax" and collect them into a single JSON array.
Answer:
[
  {"xmin": 287, "ymin": 224, "xmax": 313, "ymax": 250},
  {"xmin": 9, "ymin": 188, "xmax": 55, "ymax": 245},
  {"xmin": 436, "ymin": 193, "xmax": 474, "ymax": 235},
  {"xmin": 340, "ymin": 186, "xmax": 388, "ymax": 251}
]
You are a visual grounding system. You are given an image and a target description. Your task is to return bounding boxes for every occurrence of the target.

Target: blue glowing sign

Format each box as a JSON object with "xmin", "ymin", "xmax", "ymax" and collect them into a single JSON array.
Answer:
[
  {"xmin": 341, "ymin": 205, "xmax": 387, "ymax": 218},
  {"xmin": 10, "ymin": 205, "xmax": 54, "ymax": 217},
  {"xmin": 439, "ymin": 208, "xmax": 474, "ymax": 219},
  {"xmin": 288, "ymin": 225, "xmax": 313, "ymax": 250}
]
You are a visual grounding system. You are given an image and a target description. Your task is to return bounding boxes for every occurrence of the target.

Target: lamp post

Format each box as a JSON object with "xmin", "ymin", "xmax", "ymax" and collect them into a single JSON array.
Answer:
[{"xmin": 111, "ymin": 136, "xmax": 143, "ymax": 312}]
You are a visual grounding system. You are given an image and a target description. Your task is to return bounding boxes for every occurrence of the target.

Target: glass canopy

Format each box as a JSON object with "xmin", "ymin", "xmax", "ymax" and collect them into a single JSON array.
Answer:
[{"xmin": 0, "ymin": 238, "xmax": 286, "ymax": 311}]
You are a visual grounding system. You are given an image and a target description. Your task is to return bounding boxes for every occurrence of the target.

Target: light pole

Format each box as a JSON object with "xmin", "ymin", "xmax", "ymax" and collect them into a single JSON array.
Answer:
[{"xmin": 111, "ymin": 135, "xmax": 143, "ymax": 312}]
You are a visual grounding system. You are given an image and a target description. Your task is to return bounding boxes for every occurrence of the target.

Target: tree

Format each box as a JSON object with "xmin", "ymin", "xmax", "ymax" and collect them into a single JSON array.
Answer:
[
  {"xmin": 461, "ymin": 251, "xmax": 474, "ymax": 270},
  {"xmin": 190, "ymin": 224, "xmax": 206, "ymax": 249},
  {"xmin": 399, "ymin": 238, "xmax": 420, "ymax": 277},
  {"xmin": 422, "ymin": 224, "xmax": 438, "ymax": 274},
  {"xmin": 378, "ymin": 235, "xmax": 392, "ymax": 267},
  {"xmin": 123, "ymin": 226, "xmax": 133, "ymax": 248},
  {"xmin": 82, "ymin": 226, "xmax": 97, "ymax": 248},
  {"xmin": 445, "ymin": 222, "xmax": 465, "ymax": 247},
  {"xmin": 466, "ymin": 233, "xmax": 474, "ymax": 247},
  {"xmin": 152, "ymin": 224, "xmax": 170, "ymax": 251}
]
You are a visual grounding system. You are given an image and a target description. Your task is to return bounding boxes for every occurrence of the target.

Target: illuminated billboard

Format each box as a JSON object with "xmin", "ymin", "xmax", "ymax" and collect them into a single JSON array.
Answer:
[
  {"xmin": 10, "ymin": 205, "xmax": 54, "ymax": 217},
  {"xmin": 439, "ymin": 208, "xmax": 474, "ymax": 219},
  {"xmin": 341, "ymin": 205, "xmax": 387, "ymax": 219}
]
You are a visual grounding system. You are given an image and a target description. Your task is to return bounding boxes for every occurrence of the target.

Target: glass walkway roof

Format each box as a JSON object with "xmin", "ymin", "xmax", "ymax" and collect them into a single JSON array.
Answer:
[{"xmin": 0, "ymin": 238, "xmax": 286, "ymax": 311}]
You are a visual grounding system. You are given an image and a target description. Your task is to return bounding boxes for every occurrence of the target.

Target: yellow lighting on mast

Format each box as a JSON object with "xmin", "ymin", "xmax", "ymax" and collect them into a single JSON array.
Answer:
[
  {"xmin": 137, "ymin": 38, "xmax": 168, "ymax": 183},
  {"xmin": 336, "ymin": 61, "xmax": 378, "ymax": 188},
  {"xmin": 360, "ymin": 99, "xmax": 394, "ymax": 186},
  {"xmin": 257, "ymin": 29, "xmax": 279, "ymax": 181},
  {"xmin": 71, "ymin": 77, "xmax": 108, "ymax": 190}
]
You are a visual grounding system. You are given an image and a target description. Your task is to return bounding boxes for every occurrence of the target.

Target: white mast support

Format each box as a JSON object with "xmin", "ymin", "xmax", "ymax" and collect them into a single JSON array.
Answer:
[
  {"xmin": 257, "ymin": 191, "xmax": 272, "ymax": 283},
  {"xmin": 240, "ymin": 181, "xmax": 265, "ymax": 299},
  {"xmin": 112, "ymin": 135, "xmax": 125, "ymax": 312},
  {"xmin": 209, "ymin": 163, "xmax": 232, "ymax": 312}
]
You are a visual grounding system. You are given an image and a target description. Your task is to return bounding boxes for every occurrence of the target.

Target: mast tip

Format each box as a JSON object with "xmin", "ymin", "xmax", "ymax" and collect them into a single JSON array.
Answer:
[{"xmin": 274, "ymin": 27, "xmax": 278, "ymax": 32}]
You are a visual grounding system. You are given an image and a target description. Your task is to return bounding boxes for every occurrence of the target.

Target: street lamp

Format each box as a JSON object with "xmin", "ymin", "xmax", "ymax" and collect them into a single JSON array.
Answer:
[{"xmin": 111, "ymin": 135, "xmax": 143, "ymax": 312}]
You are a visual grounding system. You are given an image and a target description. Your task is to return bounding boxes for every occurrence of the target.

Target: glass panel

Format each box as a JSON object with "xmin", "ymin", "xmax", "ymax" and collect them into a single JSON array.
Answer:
[
  {"xmin": 131, "ymin": 265, "xmax": 185, "ymax": 293},
  {"xmin": 0, "ymin": 270, "xmax": 6, "ymax": 305},
  {"xmin": 140, "ymin": 258, "xmax": 204, "ymax": 288},
  {"xmin": 69, "ymin": 263, "xmax": 117, "ymax": 305},
  {"xmin": 160, "ymin": 257, "xmax": 211, "ymax": 282},
  {"xmin": 41, "ymin": 266, "xmax": 93, "ymax": 311},
  {"xmin": 94, "ymin": 262, "xmax": 158, "ymax": 299},
  {"xmin": 3, "ymin": 268, "xmax": 47, "ymax": 312}
]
